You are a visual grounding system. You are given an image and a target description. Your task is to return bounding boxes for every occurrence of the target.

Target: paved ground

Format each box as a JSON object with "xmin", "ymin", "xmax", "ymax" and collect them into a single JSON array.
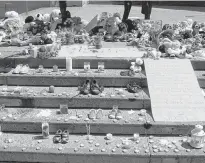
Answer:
[{"xmin": 20, "ymin": 4, "xmax": 205, "ymax": 24}]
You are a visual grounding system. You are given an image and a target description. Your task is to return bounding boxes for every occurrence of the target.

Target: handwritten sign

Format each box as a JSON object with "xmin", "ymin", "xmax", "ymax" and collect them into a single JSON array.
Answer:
[{"xmin": 145, "ymin": 59, "xmax": 205, "ymax": 122}]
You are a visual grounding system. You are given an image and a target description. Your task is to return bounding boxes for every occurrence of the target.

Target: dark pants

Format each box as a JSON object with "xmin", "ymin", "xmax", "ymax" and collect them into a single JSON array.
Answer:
[
  {"xmin": 122, "ymin": 1, "xmax": 132, "ymax": 22},
  {"xmin": 59, "ymin": 1, "xmax": 67, "ymax": 23},
  {"xmin": 141, "ymin": 1, "xmax": 152, "ymax": 20}
]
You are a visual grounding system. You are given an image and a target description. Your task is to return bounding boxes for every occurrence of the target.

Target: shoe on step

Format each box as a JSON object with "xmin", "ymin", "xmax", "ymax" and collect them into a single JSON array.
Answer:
[
  {"xmin": 19, "ymin": 64, "xmax": 30, "ymax": 74},
  {"xmin": 53, "ymin": 129, "xmax": 62, "ymax": 143},
  {"xmin": 61, "ymin": 130, "xmax": 69, "ymax": 144},
  {"xmin": 13, "ymin": 64, "xmax": 23, "ymax": 74}
]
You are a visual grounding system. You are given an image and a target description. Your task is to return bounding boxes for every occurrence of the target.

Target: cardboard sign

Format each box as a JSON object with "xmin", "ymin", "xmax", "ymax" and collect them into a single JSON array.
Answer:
[
  {"xmin": 140, "ymin": 20, "xmax": 162, "ymax": 31},
  {"xmin": 145, "ymin": 59, "xmax": 205, "ymax": 122}
]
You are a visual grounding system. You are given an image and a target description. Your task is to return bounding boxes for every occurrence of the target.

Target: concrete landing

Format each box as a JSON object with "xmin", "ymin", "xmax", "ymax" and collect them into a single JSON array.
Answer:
[{"xmin": 145, "ymin": 59, "xmax": 205, "ymax": 122}]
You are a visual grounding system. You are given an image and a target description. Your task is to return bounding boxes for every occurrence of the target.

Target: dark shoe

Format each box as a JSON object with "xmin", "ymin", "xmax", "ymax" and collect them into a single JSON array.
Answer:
[
  {"xmin": 78, "ymin": 80, "xmax": 90, "ymax": 95},
  {"xmin": 120, "ymin": 70, "xmax": 135, "ymax": 77},
  {"xmin": 88, "ymin": 109, "xmax": 96, "ymax": 119},
  {"xmin": 90, "ymin": 80, "xmax": 104, "ymax": 95},
  {"xmin": 108, "ymin": 108, "xmax": 117, "ymax": 119},
  {"xmin": 61, "ymin": 130, "xmax": 69, "ymax": 144},
  {"xmin": 116, "ymin": 110, "xmax": 123, "ymax": 120},
  {"xmin": 104, "ymin": 34, "xmax": 113, "ymax": 42},
  {"xmin": 53, "ymin": 129, "xmax": 62, "ymax": 143},
  {"xmin": 127, "ymin": 82, "xmax": 142, "ymax": 93}
]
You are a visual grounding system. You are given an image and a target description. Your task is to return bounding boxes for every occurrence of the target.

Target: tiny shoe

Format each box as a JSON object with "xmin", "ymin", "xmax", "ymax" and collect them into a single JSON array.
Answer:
[
  {"xmin": 108, "ymin": 109, "xmax": 117, "ymax": 119},
  {"xmin": 88, "ymin": 109, "xmax": 96, "ymax": 119},
  {"xmin": 61, "ymin": 130, "xmax": 69, "ymax": 144},
  {"xmin": 96, "ymin": 109, "xmax": 103, "ymax": 119},
  {"xmin": 13, "ymin": 64, "xmax": 23, "ymax": 74},
  {"xmin": 53, "ymin": 129, "xmax": 62, "ymax": 143},
  {"xmin": 116, "ymin": 110, "xmax": 123, "ymax": 120},
  {"xmin": 78, "ymin": 79, "xmax": 90, "ymax": 95},
  {"xmin": 127, "ymin": 82, "xmax": 142, "ymax": 93},
  {"xmin": 90, "ymin": 80, "xmax": 104, "ymax": 95},
  {"xmin": 19, "ymin": 64, "xmax": 30, "ymax": 74}
]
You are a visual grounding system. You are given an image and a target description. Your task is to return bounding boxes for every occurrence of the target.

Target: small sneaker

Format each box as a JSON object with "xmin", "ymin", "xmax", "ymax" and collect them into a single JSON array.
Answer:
[
  {"xmin": 19, "ymin": 64, "xmax": 30, "ymax": 74},
  {"xmin": 96, "ymin": 109, "xmax": 103, "ymax": 119},
  {"xmin": 13, "ymin": 64, "xmax": 23, "ymax": 74},
  {"xmin": 90, "ymin": 80, "xmax": 104, "ymax": 95},
  {"xmin": 61, "ymin": 130, "xmax": 69, "ymax": 144},
  {"xmin": 116, "ymin": 110, "xmax": 123, "ymax": 120},
  {"xmin": 108, "ymin": 109, "xmax": 117, "ymax": 119},
  {"xmin": 127, "ymin": 82, "xmax": 142, "ymax": 93},
  {"xmin": 53, "ymin": 129, "xmax": 62, "ymax": 144},
  {"xmin": 88, "ymin": 109, "xmax": 96, "ymax": 119}
]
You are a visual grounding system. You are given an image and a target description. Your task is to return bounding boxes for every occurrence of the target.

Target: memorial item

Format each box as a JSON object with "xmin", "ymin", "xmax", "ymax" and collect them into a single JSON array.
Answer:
[
  {"xmin": 189, "ymin": 125, "xmax": 205, "ymax": 149},
  {"xmin": 84, "ymin": 62, "xmax": 91, "ymax": 72},
  {"xmin": 66, "ymin": 57, "xmax": 72, "ymax": 72},
  {"xmin": 49, "ymin": 85, "xmax": 55, "ymax": 93},
  {"xmin": 106, "ymin": 133, "xmax": 113, "ymax": 140},
  {"xmin": 78, "ymin": 79, "xmax": 91, "ymax": 95},
  {"xmin": 12, "ymin": 64, "xmax": 23, "ymax": 74},
  {"xmin": 19, "ymin": 64, "xmax": 30, "ymax": 74},
  {"xmin": 133, "ymin": 133, "xmax": 140, "ymax": 141},
  {"xmin": 60, "ymin": 104, "xmax": 68, "ymax": 114},
  {"xmin": 88, "ymin": 109, "xmax": 96, "ymax": 120},
  {"xmin": 42, "ymin": 122, "xmax": 49, "ymax": 139},
  {"xmin": 108, "ymin": 105, "xmax": 119, "ymax": 119},
  {"xmin": 61, "ymin": 130, "xmax": 69, "ymax": 144},
  {"xmin": 96, "ymin": 109, "xmax": 103, "ymax": 119},
  {"xmin": 126, "ymin": 82, "xmax": 142, "ymax": 93},
  {"xmin": 53, "ymin": 129, "xmax": 62, "ymax": 143},
  {"xmin": 28, "ymin": 44, "xmax": 38, "ymax": 58},
  {"xmin": 53, "ymin": 65, "xmax": 58, "ymax": 72},
  {"xmin": 90, "ymin": 80, "xmax": 104, "ymax": 95},
  {"xmin": 98, "ymin": 62, "xmax": 105, "ymax": 72},
  {"xmin": 37, "ymin": 65, "xmax": 44, "ymax": 73},
  {"xmin": 140, "ymin": 109, "xmax": 147, "ymax": 116},
  {"xmin": 94, "ymin": 35, "xmax": 103, "ymax": 49}
]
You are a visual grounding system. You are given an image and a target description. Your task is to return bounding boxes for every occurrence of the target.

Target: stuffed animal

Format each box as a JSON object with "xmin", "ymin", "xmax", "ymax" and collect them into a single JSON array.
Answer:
[
  {"xmin": 23, "ymin": 16, "xmax": 34, "ymax": 32},
  {"xmin": 50, "ymin": 9, "xmax": 62, "ymax": 31},
  {"xmin": 167, "ymin": 40, "xmax": 181, "ymax": 58},
  {"xmin": 35, "ymin": 13, "xmax": 44, "ymax": 21},
  {"xmin": 192, "ymin": 22, "xmax": 201, "ymax": 36},
  {"xmin": 104, "ymin": 17, "xmax": 119, "ymax": 35},
  {"xmin": 42, "ymin": 14, "xmax": 50, "ymax": 23}
]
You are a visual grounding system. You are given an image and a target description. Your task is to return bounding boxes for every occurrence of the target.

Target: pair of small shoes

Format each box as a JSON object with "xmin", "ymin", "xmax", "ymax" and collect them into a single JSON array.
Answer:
[
  {"xmin": 127, "ymin": 82, "xmax": 142, "ymax": 93},
  {"xmin": 88, "ymin": 109, "xmax": 103, "ymax": 120},
  {"xmin": 53, "ymin": 129, "xmax": 69, "ymax": 144},
  {"xmin": 78, "ymin": 79, "xmax": 104, "ymax": 95},
  {"xmin": 13, "ymin": 64, "xmax": 30, "ymax": 74},
  {"xmin": 108, "ymin": 109, "xmax": 123, "ymax": 120},
  {"xmin": 120, "ymin": 70, "xmax": 135, "ymax": 77}
]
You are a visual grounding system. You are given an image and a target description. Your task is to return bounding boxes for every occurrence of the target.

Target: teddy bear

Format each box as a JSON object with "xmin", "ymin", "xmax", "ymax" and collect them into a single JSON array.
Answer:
[
  {"xmin": 129, "ymin": 58, "xmax": 144, "ymax": 73},
  {"xmin": 192, "ymin": 21, "xmax": 201, "ymax": 36},
  {"xmin": 23, "ymin": 16, "xmax": 35, "ymax": 32},
  {"xmin": 167, "ymin": 40, "xmax": 182, "ymax": 58},
  {"xmin": 104, "ymin": 17, "xmax": 119, "ymax": 35}
]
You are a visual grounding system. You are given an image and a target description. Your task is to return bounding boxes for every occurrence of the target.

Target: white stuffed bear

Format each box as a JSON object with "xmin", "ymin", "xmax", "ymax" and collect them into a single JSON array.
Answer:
[
  {"xmin": 35, "ymin": 13, "xmax": 44, "ymax": 21},
  {"xmin": 42, "ymin": 14, "xmax": 50, "ymax": 23},
  {"xmin": 50, "ymin": 9, "xmax": 62, "ymax": 31},
  {"xmin": 130, "ymin": 58, "xmax": 143, "ymax": 73},
  {"xmin": 167, "ymin": 40, "xmax": 181, "ymax": 58}
]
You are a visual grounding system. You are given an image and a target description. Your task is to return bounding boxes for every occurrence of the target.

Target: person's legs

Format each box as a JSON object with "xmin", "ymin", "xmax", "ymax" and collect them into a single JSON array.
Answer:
[
  {"xmin": 122, "ymin": 1, "xmax": 132, "ymax": 22},
  {"xmin": 59, "ymin": 1, "xmax": 67, "ymax": 23},
  {"xmin": 141, "ymin": 1, "xmax": 152, "ymax": 20}
]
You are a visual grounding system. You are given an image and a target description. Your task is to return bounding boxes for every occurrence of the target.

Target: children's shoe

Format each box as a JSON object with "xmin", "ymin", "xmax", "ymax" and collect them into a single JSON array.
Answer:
[
  {"xmin": 13, "ymin": 64, "xmax": 23, "ymax": 74},
  {"xmin": 127, "ymin": 82, "xmax": 142, "ymax": 93},
  {"xmin": 90, "ymin": 80, "xmax": 104, "ymax": 95},
  {"xmin": 19, "ymin": 64, "xmax": 30, "ymax": 74},
  {"xmin": 88, "ymin": 109, "xmax": 96, "ymax": 119},
  {"xmin": 96, "ymin": 109, "xmax": 103, "ymax": 119},
  {"xmin": 61, "ymin": 130, "xmax": 69, "ymax": 144},
  {"xmin": 108, "ymin": 109, "xmax": 117, "ymax": 119},
  {"xmin": 116, "ymin": 110, "xmax": 123, "ymax": 120},
  {"xmin": 53, "ymin": 129, "xmax": 62, "ymax": 143},
  {"xmin": 78, "ymin": 79, "xmax": 90, "ymax": 95}
]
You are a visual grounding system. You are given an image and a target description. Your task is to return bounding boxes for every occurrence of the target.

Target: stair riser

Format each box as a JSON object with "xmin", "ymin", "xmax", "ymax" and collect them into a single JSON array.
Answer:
[
  {"xmin": 1, "ymin": 58, "xmax": 205, "ymax": 70},
  {"xmin": 0, "ymin": 76, "xmax": 147, "ymax": 87},
  {"xmin": 0, "ymin": 97, "xmax": 150, "ymax": 109},
  {"xmin": 1, "ymin": 122, "xmax": 197, "ymax": 136}
]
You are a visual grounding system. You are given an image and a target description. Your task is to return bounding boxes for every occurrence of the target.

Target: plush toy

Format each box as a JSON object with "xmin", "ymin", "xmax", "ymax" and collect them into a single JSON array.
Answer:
[
  {"xmin": 192, "ymin": 22, "xmax": 201, "ymax": 36},
  {"xmin": 50, "ymin": 9, "xmax": 62, "ymax": 31},
  {"xmin": 97, "ymin": 12, "xmax": 112, "ymax": 27},
  {"xmin": 113, "ymin": 13, "xmax": 122, "ymax": 25},
  {"xmin": 35, "ymin": 13, "xmax": 44, "ymax": 21},
  {"xmin": 162, "ymin": 24, "xmax": 172, "ymax": 30},
  {"xmin": 42, "ymin": 14, "xmax": 50, "ymax": 23},
  {"xmin": 167, "ymin": 40, "xmax": 182, "ymax": 58},
  {"xmin": 23, "ymin": 16, "xmax": 34, "ymax": 32},
  {"xmin": 124, "ymin": 19, "xmax": 139, "ymax": 32},
  {"xmin": 104, "ymin": 17, "xmax": 119, "ymax": 35}
]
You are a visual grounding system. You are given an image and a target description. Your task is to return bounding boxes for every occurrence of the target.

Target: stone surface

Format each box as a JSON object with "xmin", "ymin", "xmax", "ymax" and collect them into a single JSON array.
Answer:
[{"xmin": 145, "ymin": 59, "xmax": 205, "ymax": 122}]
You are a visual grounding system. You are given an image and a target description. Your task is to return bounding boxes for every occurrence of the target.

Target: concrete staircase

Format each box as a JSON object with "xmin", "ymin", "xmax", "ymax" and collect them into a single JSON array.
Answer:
[{"xmin": 0, "ymin": 57, "xmax": 205, "ymax": 163}]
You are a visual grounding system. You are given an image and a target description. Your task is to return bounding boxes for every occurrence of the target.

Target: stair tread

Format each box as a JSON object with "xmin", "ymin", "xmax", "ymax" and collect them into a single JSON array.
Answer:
[
  {"xmin": 0, "ymin": 86, "xmax": 150, "ymax": 99},
  {"xmin": 0, "ymin": 108, "xmax": 152, "ymax": 124},
  {"xmin": 0, "ymin": 133, "xmax": 203, "ymax": 157},
  {"xmin": 5, "ymin": 69, "xmax": 146, "ymax": 78}
]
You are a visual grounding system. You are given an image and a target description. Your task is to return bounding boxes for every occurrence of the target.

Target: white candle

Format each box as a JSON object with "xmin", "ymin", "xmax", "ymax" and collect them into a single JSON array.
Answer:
[{"xmin": 66, "ymin": 57, "xmax": 72, "ymax": 72}]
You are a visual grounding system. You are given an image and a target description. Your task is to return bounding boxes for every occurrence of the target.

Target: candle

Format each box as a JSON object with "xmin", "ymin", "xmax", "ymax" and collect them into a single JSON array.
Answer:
[
  {"xmin": 84, "ymin": 62, "xmax": 90, "ymax": 72},
  {"xmin": 66, "ymin": 57, "xmax": 72, "ymax": 72},
  {"xmin": 29, "ymin": 46, "xmax": 38, "ymax": 58},
  {"xmin": 98, "ymin": 62, "xmax": 105, "ymax": 72},
  {"xmin": 53, "ymin": 65, "xmax": 58, "ymax": 72},
  {"xmin": 42, "ymin": 122, "xmax": 49, "ymax": 139}
]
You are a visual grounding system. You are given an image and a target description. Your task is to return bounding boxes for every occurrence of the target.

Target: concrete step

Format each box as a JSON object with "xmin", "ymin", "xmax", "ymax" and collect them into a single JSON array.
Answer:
[
  {"xmin": 195, "ymin": 71, "xmax": 205, "ymax": 88},
  {"xmin": 0, "ymin": 133, "xmax": 203, "ymax": 163},
  {"xmin": 1, "ymin": 57, "xmax": 205, "ymax": 70},
  {"xmin": 1, "ymin": 107, "xmax": 203, "ymax": 136},
  {"xmin": 0, "ymin": 69, "xmax": 147, "ymax": 87},
  {"xmin": 0, "ymin": 86, "xmax": 150, "ymax": 109}
]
